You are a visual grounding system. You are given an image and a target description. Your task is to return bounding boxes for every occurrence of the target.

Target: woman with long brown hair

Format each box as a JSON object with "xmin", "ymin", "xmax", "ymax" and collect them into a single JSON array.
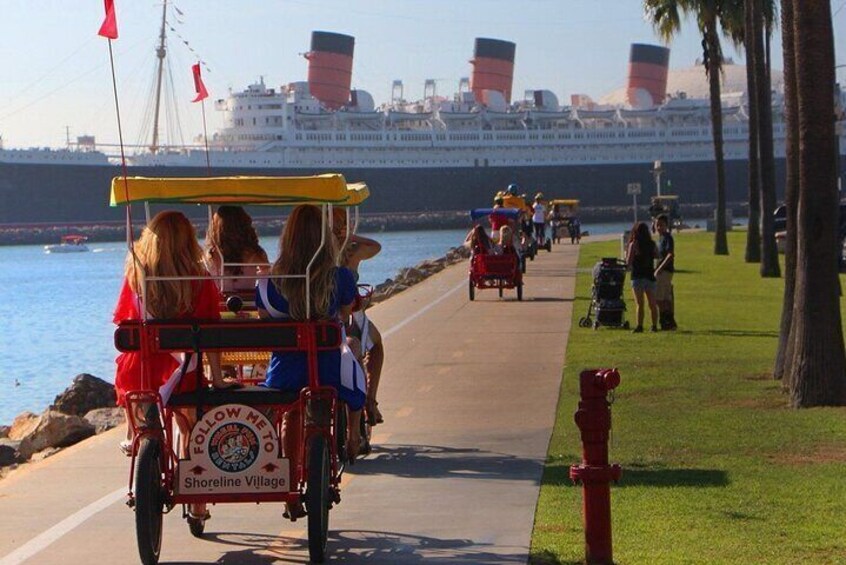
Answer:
[
  {"xmin": 625, "ymin": 221, "xmax": 659, "ymax": 332},
  {"xmin": 204, "ymin": 205, "xmax": 268, "ymax": 291},
  {"xmin": 256, "ymin": 205, "xmax": 365, "ymax": 470}
]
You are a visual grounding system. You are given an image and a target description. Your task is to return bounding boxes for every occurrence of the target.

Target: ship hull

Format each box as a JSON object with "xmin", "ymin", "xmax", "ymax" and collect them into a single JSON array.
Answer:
[{"xmin": 2, "ymin": 156, "xmax": 842, "ymax": 224}]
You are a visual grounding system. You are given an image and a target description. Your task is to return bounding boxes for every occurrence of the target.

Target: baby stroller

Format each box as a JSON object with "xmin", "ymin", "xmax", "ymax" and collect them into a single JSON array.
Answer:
[{"xmin": 579, "ymin": 257, "xmax": 630, "ymax": 330}]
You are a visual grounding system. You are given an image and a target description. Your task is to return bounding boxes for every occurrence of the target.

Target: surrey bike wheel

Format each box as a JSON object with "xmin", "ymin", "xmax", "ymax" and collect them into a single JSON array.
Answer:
[
  {"xmin": 187, "ymin": 514, "xmax": 205, "ymax": 538},
  {"xmin": 468, "ymin": 278, "xmax": 475, "ymax": 301},
  {"xmin": 134, "ymin": 437, "xmax": 165, "ymax": 565},
  {"xmin": 307, "ymin": 435, "xmax": 330, "ymax": 563}
]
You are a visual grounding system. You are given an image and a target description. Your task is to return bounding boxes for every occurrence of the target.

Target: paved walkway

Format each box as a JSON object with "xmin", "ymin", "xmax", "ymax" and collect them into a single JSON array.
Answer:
[{"xmin": 0, "ymin": 238, "xmax": 584, "ymax": 565}]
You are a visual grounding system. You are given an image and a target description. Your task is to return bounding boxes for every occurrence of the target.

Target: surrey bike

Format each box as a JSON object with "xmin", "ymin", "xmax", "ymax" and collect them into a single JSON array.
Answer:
[
  {"xmin": 112, "ymin": 174, "xmax": 369, "ymax": 564},
  {"xmin": 468, "ymin": 207, "xmax": 524, "ymax": 301}
]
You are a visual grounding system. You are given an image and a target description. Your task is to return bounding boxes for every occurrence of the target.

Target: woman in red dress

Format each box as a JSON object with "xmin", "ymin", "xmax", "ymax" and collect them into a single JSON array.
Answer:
[
  {"xmin": 114, "ymin": 210, "xmax": 231, "ymax": 403},
  {"xmin": 114, "ymin": 211, "xmax": 236, "ymax": 521}
]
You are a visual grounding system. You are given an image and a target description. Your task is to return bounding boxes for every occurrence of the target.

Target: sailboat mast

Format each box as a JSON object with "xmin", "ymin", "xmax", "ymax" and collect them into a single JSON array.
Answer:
[{"xmin": 150, "ymin": 0, "xmax": 168, "ymax": 154}]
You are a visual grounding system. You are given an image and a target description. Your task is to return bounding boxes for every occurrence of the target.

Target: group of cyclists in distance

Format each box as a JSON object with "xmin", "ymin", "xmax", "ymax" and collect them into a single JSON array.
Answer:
[
  {"xmin": 465, "ymin": 183, "xmax": 581, "ymax": 259},
  {"xmin": 113, "ymin": 203, "xmax": 385, "ymax": 521}
]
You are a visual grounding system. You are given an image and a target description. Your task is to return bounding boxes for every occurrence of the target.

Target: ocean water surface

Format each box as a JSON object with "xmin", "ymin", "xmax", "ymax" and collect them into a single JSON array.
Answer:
[{"xmin": 0, "ymin": 220, "xmax": 682, "ymax": 424}]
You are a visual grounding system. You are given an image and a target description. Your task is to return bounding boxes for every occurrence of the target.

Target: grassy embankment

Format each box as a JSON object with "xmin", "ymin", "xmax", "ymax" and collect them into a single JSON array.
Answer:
[{"xmin": 531, "ymin": 231, "xmax": 846, "ymax": 564}]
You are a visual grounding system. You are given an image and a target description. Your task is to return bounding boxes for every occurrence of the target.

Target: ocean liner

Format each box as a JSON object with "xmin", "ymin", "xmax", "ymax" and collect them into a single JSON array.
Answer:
[{"xmin": 1, "ymin": 6, "xmax": 844, "ymax": 224}]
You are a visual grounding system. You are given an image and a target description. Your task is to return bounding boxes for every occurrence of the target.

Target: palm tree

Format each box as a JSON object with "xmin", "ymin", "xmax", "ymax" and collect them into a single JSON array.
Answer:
[
  {"xmin": 752, "ymin": 0, "xmax": 780, "ymax": 277},
  {"xmin": 773, "ymin": 0, "xmax": 798, "ymax": 383},
  {"xmin": 786, "ymin": 0, "xmax": 846, "ymax": 406},
  {"xmin": 722, "ymin": 0, "xmax": 779, "ymax": 269},
  {"xmin": 722, "ymin": 0, "xmax": 762, "ymax": 262},
  {"xmin": 644, "ymin": 0, "xmax": 730, "ymax": 255}
]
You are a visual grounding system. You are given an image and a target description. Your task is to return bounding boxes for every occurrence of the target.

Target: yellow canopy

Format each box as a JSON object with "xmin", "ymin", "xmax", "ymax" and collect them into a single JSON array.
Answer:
[
  {"xmin": 501, "ymin": 194, "xmax": 528, "ymax": 210},
  {"xmin": 550, "ymin": 199, "xmax": 580, "ymax": 207},
  {"xmin": 109, "ymin": 174, "xmax": 369, "ymax": 206},
  {"xmin": 341, "ymin": 182, "xmax": 369, "ymax": 207}
]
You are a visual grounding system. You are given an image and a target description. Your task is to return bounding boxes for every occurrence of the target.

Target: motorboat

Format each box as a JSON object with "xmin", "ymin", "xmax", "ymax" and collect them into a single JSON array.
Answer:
[{"xmin": 44, "ymin": 234, "xmax": 89, "ymax": 253}]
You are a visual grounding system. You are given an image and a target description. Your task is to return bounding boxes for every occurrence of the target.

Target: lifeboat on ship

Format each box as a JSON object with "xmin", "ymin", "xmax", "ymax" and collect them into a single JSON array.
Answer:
[
  {"xmin": 336, "ymin": 89, "xmax": 384, "ymax": 124},
  {"xmin": 387, "ymin": 109, "xmax": 432, "ymax": 125}
]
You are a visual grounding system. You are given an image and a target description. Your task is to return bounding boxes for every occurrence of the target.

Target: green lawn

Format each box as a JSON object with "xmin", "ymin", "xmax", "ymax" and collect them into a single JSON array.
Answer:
[{"xmin": 531, "ymin": 231, "xmax": 846, "ymax": 565}]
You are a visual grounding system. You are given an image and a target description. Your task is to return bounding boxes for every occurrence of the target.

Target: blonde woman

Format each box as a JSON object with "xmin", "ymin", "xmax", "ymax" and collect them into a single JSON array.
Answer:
[
  {"xmin": 112, "ymin": 211, "xmax": 233, "ymax": 522},
  {"xmin": 256, "ymin": 205, "xmax": 365, "ymax": 468},
  {"xmin": 113, "ymin": 211, "xmax": 232, "ymax": 408}
]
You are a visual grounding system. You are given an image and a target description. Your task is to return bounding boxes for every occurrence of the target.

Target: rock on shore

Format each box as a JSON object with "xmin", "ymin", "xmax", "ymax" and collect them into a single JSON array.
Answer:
[
  {"xmin": 1, "ymin": 374, "xmax": 119, "ymax": 471},
  {"xmin": 51, "ymin": 373, "xmax": 116, "ymax": 416},
  {"xmin": 370, "ymin": 245, "xmax": 470, "ymax": 304}
]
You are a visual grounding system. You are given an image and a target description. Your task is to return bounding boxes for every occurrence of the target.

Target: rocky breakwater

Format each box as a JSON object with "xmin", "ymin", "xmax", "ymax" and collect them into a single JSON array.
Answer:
[
  {"xmin": 0, "ymin": 374, "xmax": 122, "ymax": 475},
  {"xmin": 368, "ymin": 245, "xmax": 471, "ymax": 305}
]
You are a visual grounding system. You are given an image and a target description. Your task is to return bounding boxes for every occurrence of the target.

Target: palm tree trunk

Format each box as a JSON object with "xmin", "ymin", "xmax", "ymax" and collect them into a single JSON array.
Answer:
[
  {"xmin": 706, "ymin": 21, "xmax": 729, "ymax": 255},
  {"xmin": 774, "ymin": 0, "xmax": 799, "ymax": 382},
  {"xmin": 744, "ymin": 0, "xmax": 762, "ymax": 263},
  {"xmin": 788, "ymin": 0, "xmax": 846, "ymax": 406},
  {"xmin": 755, "ymin": 0, "xmax": 781, "ymax": 277}
]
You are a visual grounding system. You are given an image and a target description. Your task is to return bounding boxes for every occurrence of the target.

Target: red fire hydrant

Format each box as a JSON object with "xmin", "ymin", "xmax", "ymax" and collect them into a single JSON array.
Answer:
[{"xmin": 569, "ymin": 368, "xmax": 622, "ymax": 565}]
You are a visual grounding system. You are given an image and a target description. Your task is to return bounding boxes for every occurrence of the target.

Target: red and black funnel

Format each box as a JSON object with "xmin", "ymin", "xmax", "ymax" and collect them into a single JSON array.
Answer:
[
  {"xmin": 627, "ymin": 44, "xmax": 670, "ymax": 106},
  {"xmin": 470, "ymin": 38, "xmax": 516, "ymax": 104},
  {"xmin": 306, "ymin": 31, "xmax": 355, "ymax": 110}
]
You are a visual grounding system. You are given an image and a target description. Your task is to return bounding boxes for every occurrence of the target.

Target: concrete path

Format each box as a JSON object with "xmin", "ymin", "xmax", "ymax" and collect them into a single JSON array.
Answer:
[{"xmin": 0, "ymin": 238, "xmax": 584, "ymax": 565}]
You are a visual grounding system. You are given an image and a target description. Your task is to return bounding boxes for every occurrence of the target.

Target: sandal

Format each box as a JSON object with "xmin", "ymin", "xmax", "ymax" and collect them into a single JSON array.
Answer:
[
  {"xmin": 366, "ymin": 398, "xmax": 384, "ymax": 426},
  {"xmin": 119, "ymin": 439, "xmax": 133, "ymax": 457}
]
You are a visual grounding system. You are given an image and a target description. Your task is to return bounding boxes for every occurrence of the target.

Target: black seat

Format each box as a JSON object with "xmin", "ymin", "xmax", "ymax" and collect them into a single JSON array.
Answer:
[{"xmin": 168, "ymin": 385, "xmax": 299, "ymax": 407}]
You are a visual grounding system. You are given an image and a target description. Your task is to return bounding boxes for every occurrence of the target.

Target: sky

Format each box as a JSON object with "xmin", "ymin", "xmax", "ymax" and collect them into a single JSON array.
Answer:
[{"xmin": 0, "ymin": 0, "xmax": 844, "ymax": 149}]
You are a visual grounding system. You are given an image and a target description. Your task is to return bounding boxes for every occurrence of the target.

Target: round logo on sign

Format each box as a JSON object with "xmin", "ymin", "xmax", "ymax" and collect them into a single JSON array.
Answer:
[{"xmin": 208, "ymin": 422, "xmax": 259, "ymax": 473}]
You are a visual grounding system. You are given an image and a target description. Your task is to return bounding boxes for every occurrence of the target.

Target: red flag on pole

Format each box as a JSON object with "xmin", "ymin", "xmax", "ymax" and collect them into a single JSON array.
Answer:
[
  {"xmin": 98, "ymin": 0, "xmax": 118, "ymax": 39},
  {"xmin": 192, "ymin": 63, "xmax": 209, "ymax": 102}
]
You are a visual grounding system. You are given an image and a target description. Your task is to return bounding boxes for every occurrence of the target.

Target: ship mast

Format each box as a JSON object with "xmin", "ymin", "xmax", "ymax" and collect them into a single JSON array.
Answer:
[{"xmin": 150, "ymin": 0, "xmax": 168, "ymax": 154}]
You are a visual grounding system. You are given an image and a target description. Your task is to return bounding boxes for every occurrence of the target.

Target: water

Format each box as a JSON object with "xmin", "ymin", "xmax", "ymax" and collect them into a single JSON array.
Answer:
[{"xmin": 0, "ymin": 220, "xmax": 654, "ymax": 424}]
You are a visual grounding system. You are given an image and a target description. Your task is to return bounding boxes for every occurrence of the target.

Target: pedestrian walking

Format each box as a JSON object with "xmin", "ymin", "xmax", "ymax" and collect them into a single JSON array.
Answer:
[{"xmin": 654, "ymin": 214, "xmax": 677, "ymax": 330}]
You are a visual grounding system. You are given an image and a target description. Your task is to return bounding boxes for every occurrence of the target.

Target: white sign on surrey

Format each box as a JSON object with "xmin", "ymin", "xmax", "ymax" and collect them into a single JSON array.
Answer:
[
  {"xmin": 627, "ymin": 183, "xmax": 642, "ymax": 196},
  {"xmin": 176, "ymin": 404, "xmax": 290, "ymax": 495}
]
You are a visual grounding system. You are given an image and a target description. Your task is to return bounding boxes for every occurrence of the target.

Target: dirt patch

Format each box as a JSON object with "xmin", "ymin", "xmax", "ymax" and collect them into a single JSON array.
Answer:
[
  {"xmin": 722, "ymin": 394, "xmax": 786, "ymax": 410},
  {"xmin": 743, "ymin": 372, "xmax": 775, "ymax": 381},
  {"xmin": 768, "ymin": 443, "xmax": 846, "ymax": 466},
  {"xmin": 622, "ymin": 386, "xmax": 682, "ymax": 400}
]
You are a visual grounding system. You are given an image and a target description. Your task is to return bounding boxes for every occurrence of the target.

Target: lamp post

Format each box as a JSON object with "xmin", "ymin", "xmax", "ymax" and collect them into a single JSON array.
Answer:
[{"xmin": 652, "ymin": 160, "xmax": 663, "ymax": 198}]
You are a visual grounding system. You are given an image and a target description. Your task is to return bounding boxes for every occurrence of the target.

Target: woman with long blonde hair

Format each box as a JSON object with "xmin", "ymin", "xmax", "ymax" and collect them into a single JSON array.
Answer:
[
  {"xmin": 113, "ymin": 211, "xmax": 234, "ymax": 523},
  {"xmin": 114, "ymin": 211, "xmax": 231, "ymax": 402},
  {"xmin": 256, "ymin": 205, "xmax": 365, "ymax": 473}
]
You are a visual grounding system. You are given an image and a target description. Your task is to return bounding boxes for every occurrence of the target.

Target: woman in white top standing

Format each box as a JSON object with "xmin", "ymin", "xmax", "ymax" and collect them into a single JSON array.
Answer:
[{"xmin": 532, "ymin": 193, "xmax": 547, "ymax": 246}]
